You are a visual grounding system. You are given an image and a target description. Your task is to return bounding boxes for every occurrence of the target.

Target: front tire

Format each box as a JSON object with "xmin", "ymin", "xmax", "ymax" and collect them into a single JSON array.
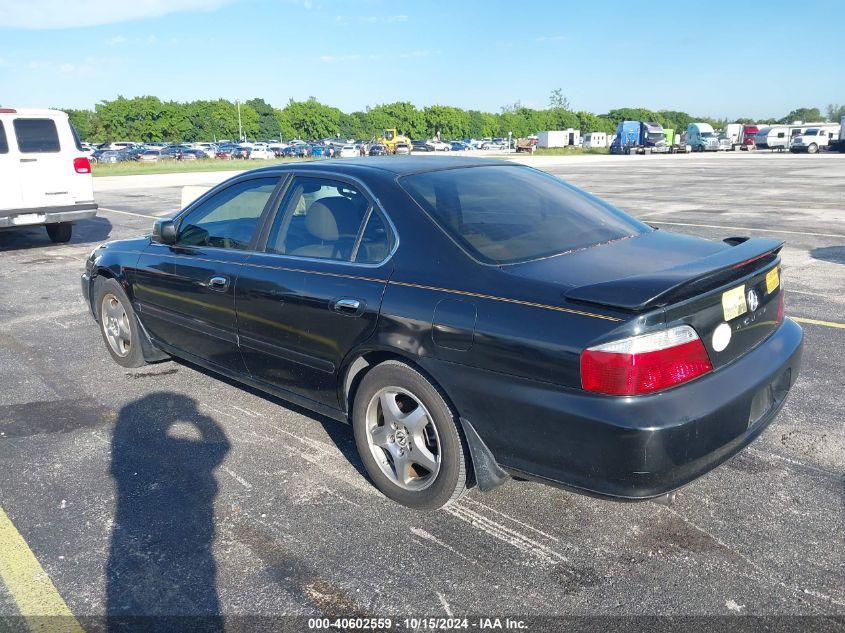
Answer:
[
  {"xmin": 808, "ymin": 143, "xmax": 818, "ymax": 154},
  {"xmin": 46, "ymin": 222, "xmax": 72, "ymax": 243},
  {"xmin": 352, "ymin": 361, "xmax": 469, "ymax": 510},
  {"xmin": 95, "ymin": 278, "xmax": 147, "ymax": 368}
]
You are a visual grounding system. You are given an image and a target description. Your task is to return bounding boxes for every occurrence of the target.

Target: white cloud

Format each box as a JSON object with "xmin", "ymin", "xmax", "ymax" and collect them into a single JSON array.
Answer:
[
  {"xmin": 319, "ymin": 54, "xmax": 362, "ymax": 63},
  {"xmin": 146, "ymin": 35, "xmax": 158, "ymax": 44},
  {"xmin": 58, "ymin": 63, "xmax": 75, "ymax": 73},
  {"xmin": 27, "ymin": 60, "xmax": 47, "ymax": 69},
  {"xmin": 105, "ymin": 35, "xmax": 127, "ymax": 46},
  {"xmin": 0, "ymin": 0, "xmax": 238, "ymax": 29}
]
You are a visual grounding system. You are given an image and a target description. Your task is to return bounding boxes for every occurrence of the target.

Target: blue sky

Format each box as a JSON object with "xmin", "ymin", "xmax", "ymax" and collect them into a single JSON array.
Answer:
[{"xmin": 0, "ymin": 0, "xmax": 842, "ymax": 119}]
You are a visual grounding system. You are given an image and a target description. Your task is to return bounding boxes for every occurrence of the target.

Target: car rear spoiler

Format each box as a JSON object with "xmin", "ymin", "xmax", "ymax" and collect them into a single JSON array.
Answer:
[{"xmin": 565, "ymin": 237, "xmax": 784, "ymax": 312}]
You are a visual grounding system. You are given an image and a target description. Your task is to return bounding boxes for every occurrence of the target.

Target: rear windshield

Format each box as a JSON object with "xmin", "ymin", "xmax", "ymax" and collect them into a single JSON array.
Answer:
[
  {"xmin": 399, "ymin": 165, "xmax": 650, "ymax": 265},
  {"xmin": 14, "ymin": 118, "xmax": 60, "ymax": 153},
  {"xmin": 0, "ymin": 122, "xmax": 8, "ymax": 154}
]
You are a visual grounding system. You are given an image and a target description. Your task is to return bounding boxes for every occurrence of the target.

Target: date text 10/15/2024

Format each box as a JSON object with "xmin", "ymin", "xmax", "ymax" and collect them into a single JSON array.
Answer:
[{"xmin": 307, "ymin": 617, "xmax": 529, "ymax": 630}]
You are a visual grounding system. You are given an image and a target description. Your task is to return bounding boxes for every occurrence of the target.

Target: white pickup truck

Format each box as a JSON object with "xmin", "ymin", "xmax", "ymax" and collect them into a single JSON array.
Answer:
[
  {"xmin": 0, "ymin": 108, "xmax": 97, "ymax": 242},
  {"xmin": 790, "ymin": 125, "xmax": 841, "ymax": 153}
]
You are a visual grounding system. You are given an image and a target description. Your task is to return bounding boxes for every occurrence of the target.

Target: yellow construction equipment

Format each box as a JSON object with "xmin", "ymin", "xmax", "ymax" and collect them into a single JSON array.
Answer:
[{"xmin": 377, "ymin": 128, "xmax": 412, "ymax": 154}]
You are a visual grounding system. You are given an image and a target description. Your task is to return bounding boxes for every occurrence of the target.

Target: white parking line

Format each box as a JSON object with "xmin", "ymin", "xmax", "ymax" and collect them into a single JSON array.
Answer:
[
  {"xmin": 648, "ymin": 220, "xmax": 845, "ymax": 239},
  {"xmin": 98, "ymin": 207, "xmax": 158, "ymax": 219}
]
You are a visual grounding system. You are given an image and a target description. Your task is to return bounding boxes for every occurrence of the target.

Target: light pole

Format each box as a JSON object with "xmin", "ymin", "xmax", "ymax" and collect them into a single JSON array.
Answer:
[{"xmin": 235, "ymin": 99, "xmax": 243, "ymax": 142}]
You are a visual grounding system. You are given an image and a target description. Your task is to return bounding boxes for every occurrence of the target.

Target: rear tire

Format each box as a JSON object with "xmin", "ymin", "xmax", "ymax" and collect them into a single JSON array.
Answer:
[
  {"xmin": 95, "ymin": 278, "xmax": 147, "ymax": 368},
  {"xmin": 352, "ymin": 361, "xmax": 469, "ymax": 510},
  {"xmin": 46, "ymin": 222, "xmax": 72, "ymax": 243},
  {"xmin": 808, "ymin": 143, "xmax": 818, "ymax": 154}
]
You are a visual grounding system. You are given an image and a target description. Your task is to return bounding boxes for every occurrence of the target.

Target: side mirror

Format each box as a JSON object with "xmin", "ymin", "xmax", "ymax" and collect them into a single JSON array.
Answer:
[{"xmin": 152, "ymin": 218, "xmax": 177, "ymax": 245}]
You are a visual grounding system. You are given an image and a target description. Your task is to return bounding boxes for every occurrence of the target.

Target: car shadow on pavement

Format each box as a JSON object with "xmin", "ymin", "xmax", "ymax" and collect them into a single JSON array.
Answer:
[
  {"xmin": 0, "ymin": 216, "xmax": 113, "ymax": 251},
  {"xmin": 810, "ymin": 245, "xmax": 845, "ymax": 265},
  {"xmin": 168, "ymin": 356, "xmax": 370, "ymax": 484},
  {"xmin": 106, "ymin": 391, "xmax": 229, "ymax": 632}
]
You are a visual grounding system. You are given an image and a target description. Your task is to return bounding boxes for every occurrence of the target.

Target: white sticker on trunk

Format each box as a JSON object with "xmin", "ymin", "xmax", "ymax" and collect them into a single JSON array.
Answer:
[{"xmin": 712, "ymin": 323, "xmax": 732, "ymax": 352}]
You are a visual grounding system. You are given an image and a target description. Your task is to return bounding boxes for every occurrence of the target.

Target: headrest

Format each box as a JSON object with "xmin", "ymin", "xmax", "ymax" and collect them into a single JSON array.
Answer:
[{"xmin": 305, "ymin": 201, "xmax": 339, "ymax": 241}]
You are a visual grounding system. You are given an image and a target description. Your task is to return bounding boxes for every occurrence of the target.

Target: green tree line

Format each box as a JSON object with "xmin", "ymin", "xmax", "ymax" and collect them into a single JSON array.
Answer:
[{"xmin": 62, "ymin": 94, "xmax": 842, "ymax": 144}]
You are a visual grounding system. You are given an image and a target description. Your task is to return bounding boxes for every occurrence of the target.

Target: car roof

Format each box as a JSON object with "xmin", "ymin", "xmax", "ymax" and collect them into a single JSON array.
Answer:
[
  {"xmin": 248, "ymin": 156, "xmax": 507, "ymax": 177},
  {"xmin": 0, "ymin": 107, "xmax": 68, "ymax": 118}
]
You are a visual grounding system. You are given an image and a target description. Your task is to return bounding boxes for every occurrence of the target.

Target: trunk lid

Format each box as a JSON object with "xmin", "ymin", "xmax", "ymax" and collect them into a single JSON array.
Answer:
[{"xmin": 504, "ymin": 231, "xmax": 784, "ymax": 369}]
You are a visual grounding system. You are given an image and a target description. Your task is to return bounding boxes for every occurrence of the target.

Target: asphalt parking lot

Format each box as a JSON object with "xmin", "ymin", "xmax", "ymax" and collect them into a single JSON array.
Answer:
[{"xmin": 0, "ymin": 153, "xmax": 843, "ymax": 629}]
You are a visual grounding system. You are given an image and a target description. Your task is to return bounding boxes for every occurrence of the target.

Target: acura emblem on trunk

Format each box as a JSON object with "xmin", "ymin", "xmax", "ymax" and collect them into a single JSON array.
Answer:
[{"xmin": 747, "ymin": 289, "xmax": 759, "ymax": 312}]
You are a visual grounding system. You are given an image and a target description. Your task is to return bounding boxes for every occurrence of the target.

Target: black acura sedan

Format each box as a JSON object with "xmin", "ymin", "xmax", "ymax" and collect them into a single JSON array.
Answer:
[{"xmin": 81, "ymin": 157, "xmax": 803, "ymax": 510}]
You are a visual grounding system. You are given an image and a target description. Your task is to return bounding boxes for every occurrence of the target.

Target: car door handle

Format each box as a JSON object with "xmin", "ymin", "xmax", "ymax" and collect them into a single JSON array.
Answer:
[
  {"xmin": 201, "ymin": 276, "xmax": 229, "ymax": 291},
  {"xmin": 20, "ymin": 158, "xmax": 37, "ymax": 163},
  {"xmin": 331, "ymin": 297, "xmax": 363, "ymax": 316}
]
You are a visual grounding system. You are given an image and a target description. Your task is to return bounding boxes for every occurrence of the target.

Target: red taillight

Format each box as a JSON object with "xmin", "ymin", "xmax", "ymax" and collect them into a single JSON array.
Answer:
[
  {"xmin": 73, "ymin": 157, "xmax": 91, "ymax": 173},
  {"xmin": 776, "ymin": 288, "xmax": 785, "ymax": 323},
  {"xmin": 581, "ymin": 325, "xmax": 713, "ymax": 395},
  {"xmin": 0, "ymin": 108, "xmax": 17, "ymax": 113}
]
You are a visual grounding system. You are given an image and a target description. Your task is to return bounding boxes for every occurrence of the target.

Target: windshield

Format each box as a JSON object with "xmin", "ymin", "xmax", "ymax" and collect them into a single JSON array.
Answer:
[
  {"xmin": 804, "ymin": 129, "xmax": 819, "ymax": 135},
  {"xmin": 399, "ymin": 165, "xmax": 650, "ymax": 265}
]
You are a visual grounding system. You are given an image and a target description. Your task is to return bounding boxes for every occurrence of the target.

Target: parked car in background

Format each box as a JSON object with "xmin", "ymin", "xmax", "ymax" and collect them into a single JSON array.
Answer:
[
  {"xmin": 450, "ymin": 141, "xmax": 470, "ymax": 152},
  {"xmin": 158, "ymin": 146, "xmax": 184, "ymax": 160},
  {"xmin": 428, "ymin": 140, "xmax": 451, "ymax": 151},
  {"xmin": 411, "ymin": 140, "xmax": 434, "ymax": 152},
  {"xmin": 101, "ymin": 141, "xmax": 136, "ymax": 151},
  {"xmin": 180, "ymin": 148, "xmax": 207, "ymax": 160},
  {"xmin": 193, "ymin": 143, "xmax": 218, "ymax": 158},
  {"xmin": 215, "ymin": 146, "xmax": 238, "ymax": 160},
  {"xmin": 310, "ymin": 145, "xmax": 327, "ymax": 157},
  {"xmin": 339, "ymin": 144, "xmax": 358, "ymax": 158},
  {"xmin": 249, "ymin": 147, "xmax": 276, "ymax": 160},
  {"xmin": 138, "ymin": 149, "xmax": 161, "ymax": 162},
  {"xmin": 97, "ymin": 150, "xmax": 130, "ymax": 163},
  {"xmin": 0, "ymin": 107, "xmax": 97, "ymax": 243},
  {"xmin": 394, "ymin": 142, "xmax": 411, "ymax": 155},
  {"xmin": 369, "ymin": 144, "xmax": 388, "ymax": 156}
]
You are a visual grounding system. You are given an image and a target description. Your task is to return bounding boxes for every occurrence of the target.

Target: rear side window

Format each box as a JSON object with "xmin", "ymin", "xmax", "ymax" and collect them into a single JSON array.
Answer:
[
  {"xmin": 400, "ymin": 165, "xmax": 649, "ymax": 265},
  {"xmin": 355, "ymin": 210, "xmax": 392, "ymax": 264},
  {"xmin": 14, "ymin": 119, "xmax": 60, "ymax": 153},
  {"xmin": 0, "ymin": 122, "xmax": 8, "ymax": 154},
  {"xmin": 69, "ymin": 123, "xmax": 84, "ymax": 151}
]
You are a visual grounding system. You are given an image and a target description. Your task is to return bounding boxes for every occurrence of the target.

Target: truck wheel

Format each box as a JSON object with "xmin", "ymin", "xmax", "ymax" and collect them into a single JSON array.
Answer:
[
  {"xmin": 95, "ymin": 278, "xmax": 147, "ymax": 368},
  {"xmin": 808, "ymin": 143, "xmax": 818, "ymax": 154},
  {"xmin": 352, "ymin": 360, "xmax": 470, "ymax": 510},
  {"xmin": 46, "ymin": 222, "xmax": 72, "ymax": 243}
]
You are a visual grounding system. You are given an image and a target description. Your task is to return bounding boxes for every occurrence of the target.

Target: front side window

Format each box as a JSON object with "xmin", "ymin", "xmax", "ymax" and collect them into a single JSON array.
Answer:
[
  {"xmin": 176, "ymin": 177, "xmax": 278, "ymax": 250},
  {"xmin": 0, "ymin": 122, "xmax": 8, "ymax": 154},
  {"xmin": 14, "ymin": 118, "xmax": 60, "ymax": 153},
  {"xmin": 400, "ymin": 165, "xmax": 649, "ymax": 265},
  {"xmin": 265, "ymin": 177, "xmax": 371, "ymax": 261}
]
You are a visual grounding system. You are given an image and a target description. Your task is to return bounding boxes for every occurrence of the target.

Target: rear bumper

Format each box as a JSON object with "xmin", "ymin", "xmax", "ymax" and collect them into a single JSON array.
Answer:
[
  {"xmin": 421, "ymin": 318, "xmax": 803, "ymax": 499},
  {"xmin": 0, "ymin": 203, "xmax": 97, "ymax": 228}
]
